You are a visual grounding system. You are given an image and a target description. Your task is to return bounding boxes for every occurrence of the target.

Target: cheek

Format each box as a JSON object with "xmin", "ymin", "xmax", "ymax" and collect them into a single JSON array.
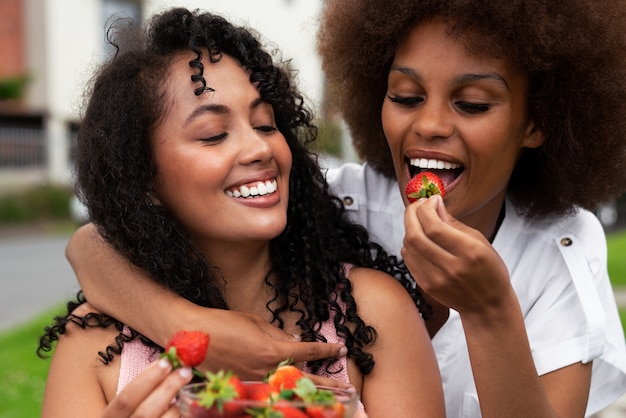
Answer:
[
  {"xmin": 275, "ymin": 135, "xmax": 293, "ymax": 172},
  {"xmin": 381, "ymin": 102, "xmax": 394, "ymax": 139},
  {"xmin": 381, "ymin": 102, "xmax": 413, "ymax": 150}
]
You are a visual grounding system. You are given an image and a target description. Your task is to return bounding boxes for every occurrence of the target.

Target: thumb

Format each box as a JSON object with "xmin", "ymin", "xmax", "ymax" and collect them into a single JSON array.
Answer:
[{"xmin": 428, "ymin": 194, "xmax": 451, "ymax": 222}]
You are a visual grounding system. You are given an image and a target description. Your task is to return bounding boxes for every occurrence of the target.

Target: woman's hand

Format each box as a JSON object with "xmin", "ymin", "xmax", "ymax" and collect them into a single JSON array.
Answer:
[
  {"xmin": 190, "ymin": 308, "xmax": 347, "ymax": 380},
  {"xmin": 402, "ymin": 195, "xmax": 512, "ymax": 316},
  {"xmin": 102, "ymin": 359, "xmax": 192, "ymax": 418}
]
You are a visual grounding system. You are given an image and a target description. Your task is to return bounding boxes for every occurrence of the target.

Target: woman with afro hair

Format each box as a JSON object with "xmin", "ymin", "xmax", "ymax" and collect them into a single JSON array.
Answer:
[
  {"xmin": 317, "ymin": 0, "xmax": 626, "ymax": 417},
  {"xmin": 65, "ymin": 0, "xmax": 626, "ymax": 416},
  {"xmin": 38, "ymin": 7, "xmax": 444, "ymax": 418}
]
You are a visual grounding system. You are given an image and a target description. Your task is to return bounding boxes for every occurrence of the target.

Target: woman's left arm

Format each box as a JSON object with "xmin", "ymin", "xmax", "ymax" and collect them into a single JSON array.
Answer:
[
  {"xmin": 349, "ymin": 267, "xmax": 446, "ymax": 418},
  {"xmin": 402, "ymin": 196, "xmax": 593, "ymax": 418}
]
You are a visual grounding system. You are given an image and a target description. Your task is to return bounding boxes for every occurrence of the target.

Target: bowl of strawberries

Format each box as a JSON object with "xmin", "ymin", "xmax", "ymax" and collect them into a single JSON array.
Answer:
[
  {"xmin": 164, "ymin": 330, "xmax": 357, "ymax": 417},
  {"xmin": 177, "ymin": 365, "xmax": 358, "ymax": 418}
]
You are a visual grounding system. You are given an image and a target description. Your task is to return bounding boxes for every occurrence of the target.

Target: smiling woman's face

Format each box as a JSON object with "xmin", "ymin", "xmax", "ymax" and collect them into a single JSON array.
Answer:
[
  {"xmin": 151, "ymin": 53, "xmax": 292, "ymax": 255},
  {"xmin": 382, "ymin": 19, "xmax": 544, "ymax": 235}
]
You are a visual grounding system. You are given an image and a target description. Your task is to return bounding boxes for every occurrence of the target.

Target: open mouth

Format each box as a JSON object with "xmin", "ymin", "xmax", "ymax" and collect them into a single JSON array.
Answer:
[
  {"xmin": 226, "ymin": 179, "xmax": 278, "ymax": 198},
  {"xmin": 408, "ymin": 158, "xmax": 464, "ymax": 189}
]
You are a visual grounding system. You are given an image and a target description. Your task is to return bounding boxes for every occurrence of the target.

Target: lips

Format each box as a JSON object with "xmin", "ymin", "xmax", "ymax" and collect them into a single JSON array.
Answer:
[{"xmin": 226, "ymin": 179, "xmax": 277, "ymax": 198}]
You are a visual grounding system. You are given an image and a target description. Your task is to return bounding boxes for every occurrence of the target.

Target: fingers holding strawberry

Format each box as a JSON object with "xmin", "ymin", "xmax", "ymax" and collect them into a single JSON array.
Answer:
[
  {"xmin": 103, "ymin": 358, "xmax": 193, "ymax": 418},
  {"xmin": 402, "ymin": 195, "xmax": 512, "ymax": 317}
]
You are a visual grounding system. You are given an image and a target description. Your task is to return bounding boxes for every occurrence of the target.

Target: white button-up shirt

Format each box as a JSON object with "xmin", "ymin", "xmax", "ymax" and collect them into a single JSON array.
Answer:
[{"xmin": 326, "ymin": 162, "xmax": 626, "ymax": 417}]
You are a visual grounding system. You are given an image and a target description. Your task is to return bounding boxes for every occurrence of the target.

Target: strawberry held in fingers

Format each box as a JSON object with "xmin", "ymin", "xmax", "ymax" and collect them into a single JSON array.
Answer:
[
  {"xmin": 162, "ymin": 330, "xmax": 210, "ymax": 368},
  {"xmin": 405, "ymin": 171, "xmax": 446, "ymax": 203}
]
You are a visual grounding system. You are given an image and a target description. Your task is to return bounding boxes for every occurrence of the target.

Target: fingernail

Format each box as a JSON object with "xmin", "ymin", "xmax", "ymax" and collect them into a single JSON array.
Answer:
[
  {"xmin": 339, "ymin": 346, "xmax": 348, "ymax": 357},
  {"xmin": 178, "ymin": 367, "xmax": 192, "ymax": 378},
  {"xmin": 158, "ymin": 358, "xmax": 171, "ymax": 369},
  {"xmin": 291, "ymin": 333, "xmax": 301, "ymax": 341}
]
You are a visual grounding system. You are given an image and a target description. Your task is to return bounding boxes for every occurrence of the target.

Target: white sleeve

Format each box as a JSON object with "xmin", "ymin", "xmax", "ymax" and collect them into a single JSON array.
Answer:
[
  {"xmin": 326, "ymin": 163, "xmax": 406, "ymax": 257},
  {"xmin": 508, "ymin": 210, "xmax": 626, "ymax": 415}
]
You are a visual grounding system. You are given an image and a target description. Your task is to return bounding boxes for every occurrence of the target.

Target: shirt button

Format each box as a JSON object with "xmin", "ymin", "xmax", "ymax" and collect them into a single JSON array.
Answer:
[
  {"xmin": 343, "ymin": 196, "xmax": 354, "ymax": 207},
  {"xmin": 560, "ymin": 237, "xmax": 573, "ymax": 246}
]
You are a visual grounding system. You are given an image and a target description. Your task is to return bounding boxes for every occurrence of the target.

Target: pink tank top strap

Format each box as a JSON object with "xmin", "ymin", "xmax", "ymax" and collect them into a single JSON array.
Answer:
[{"xmin": 116, "ymin": 326, "xmax": 160, "ymax": 395}]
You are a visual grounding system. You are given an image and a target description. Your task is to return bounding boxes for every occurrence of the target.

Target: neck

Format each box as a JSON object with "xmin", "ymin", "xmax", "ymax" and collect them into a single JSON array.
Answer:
[
  {"xmin": 197, "ymin": 239, "xmax": 275, "ymax": 315},
  {"xmin": 460, "ymin": 197, "xmax": 507, "ymax": 242}
]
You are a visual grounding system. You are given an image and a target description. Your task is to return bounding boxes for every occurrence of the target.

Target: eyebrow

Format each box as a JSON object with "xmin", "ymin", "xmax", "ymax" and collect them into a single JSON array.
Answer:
[
  {"xmin": 389, "ymin": 65, "xmax": 511, "ymax": 91},
  {"xmin": 183, "ymin": 97, "xmax": 267, "ymax": 128}
]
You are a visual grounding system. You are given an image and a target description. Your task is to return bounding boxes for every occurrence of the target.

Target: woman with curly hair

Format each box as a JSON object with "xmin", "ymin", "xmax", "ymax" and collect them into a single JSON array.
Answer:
[
  {"xmin": 64, "ymin": 0, "xmax": 626, "ymax": 416},
  {"xmin": 316, "ymin": 0, "xmax": 626, "ymax": 417},
  {"xmin": 38, "ymin": 7, "xmax": 444, "ymax": 417}
]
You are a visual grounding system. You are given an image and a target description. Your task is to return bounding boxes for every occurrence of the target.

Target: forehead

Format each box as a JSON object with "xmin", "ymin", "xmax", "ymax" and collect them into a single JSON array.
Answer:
[
  {"xmin": 158, "ymin": 52, "xmax": 259, "ymax": 118},
  {"xmin": 164, "ymin": 52, "xmax": 254, "ymax": 99},
  {"xmin": 395, "ymin": 19, "xmax": 525, "ymax": 80}
]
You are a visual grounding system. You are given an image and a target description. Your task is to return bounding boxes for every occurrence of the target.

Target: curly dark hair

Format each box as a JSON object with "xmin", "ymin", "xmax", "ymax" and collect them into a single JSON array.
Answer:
[
  {"xmin": 38, "ymin": 7, "xmax": 423, "ymax": 376},
  {"xmin": 317, "ymin": 0, "xmax": 626, "ymax": 218}
]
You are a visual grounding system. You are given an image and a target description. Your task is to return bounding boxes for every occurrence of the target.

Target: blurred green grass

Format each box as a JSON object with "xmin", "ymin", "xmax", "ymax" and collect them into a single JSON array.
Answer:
[
  {"xmin": 0, "ymin": 305, "xmax": 63, "ymax": 418},
  {"xmin": 1, "ymin": 229, "xmax": 625, "ymax": 417},
  {"xmin": 608, "ymin": 230, "xmax": 626, "ymax": 286}
]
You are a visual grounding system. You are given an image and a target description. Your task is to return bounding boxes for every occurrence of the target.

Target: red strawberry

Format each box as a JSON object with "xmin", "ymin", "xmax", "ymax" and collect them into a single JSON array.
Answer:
[
  {"xmin": 266, "ymin": 360, "xmax": 304, "ymax": 394},
  {"xmin": 405, "ymin": 171, "xmax": 446, "ymax": 203},
  {"xmin": 304, "ymin": 403, "xmax": 344, "ymax": 418},
  {"xmin": 245, "ymin": 381, "xmax": 274, "ymax": 402},
  {"xmin": 187, "ymin": 400, "xmax": 213, "ymax": 418},
  {"xmin": 162, "ymin": 330, "xmax": 210, "ymax": 368},
  {"xmin": 271, "ymin": 401, "xmax": 308, "ymax": 418},
  {"xmin": 198, "ymin": 370, "xmax": 246, "ymax": 418},
  {"xmin": 293, "ymin": 378, "xmax": 343, "ymax": 418}
]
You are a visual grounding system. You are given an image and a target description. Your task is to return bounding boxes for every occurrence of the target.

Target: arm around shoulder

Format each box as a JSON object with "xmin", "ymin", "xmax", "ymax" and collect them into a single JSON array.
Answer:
[{"xmin": 65, "ymin": 224, "xmax": 347, "ymax": 380}]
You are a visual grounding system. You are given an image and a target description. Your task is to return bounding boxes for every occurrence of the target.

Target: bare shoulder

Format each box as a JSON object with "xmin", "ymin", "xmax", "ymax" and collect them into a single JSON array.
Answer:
[
  {"xmin": 70, "ymin": 301, "xmax": 102, "ymax": 317},
  {"xmin": 55, "ymin": 302, "xmax": 119, "ymax": 363},
  {"xmin": 346, "ymin": 267, "xmax": 420, "ymax": 322},
  {"xmin": 43, "ymin": 303, "xmax": 122, "ymax": 415},
  {"xmin": 347, "ymin": 267, "xmax": 414, "ymax": 304}
]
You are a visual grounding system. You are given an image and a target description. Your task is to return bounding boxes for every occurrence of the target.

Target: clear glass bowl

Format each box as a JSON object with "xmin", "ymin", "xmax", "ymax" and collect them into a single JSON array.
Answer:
[{"xmin": 178, "ymin": 381, "xmax": 358, "ymax": 417}]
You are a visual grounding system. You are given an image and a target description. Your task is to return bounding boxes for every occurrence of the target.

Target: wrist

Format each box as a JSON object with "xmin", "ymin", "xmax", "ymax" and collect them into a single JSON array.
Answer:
[
  {"xmin": 460, "ymin": 288, "xmax": 521, "ymax": 331},
  {"xmin": 160, "ymin": 299, "xmax": 218, "ymax": 345}
]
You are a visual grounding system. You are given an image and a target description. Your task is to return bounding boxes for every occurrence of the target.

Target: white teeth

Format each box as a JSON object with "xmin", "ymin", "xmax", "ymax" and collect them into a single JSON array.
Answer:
[
  {"xmin": 410, "ymin": 158, "xmax": 461, "ymax": 170},
  {"xmin": 227, "ymin": 179, "xmax": 277, "ymax": 198}
]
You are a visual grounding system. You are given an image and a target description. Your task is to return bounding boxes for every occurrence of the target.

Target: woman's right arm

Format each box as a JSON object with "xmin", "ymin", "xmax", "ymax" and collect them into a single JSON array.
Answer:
[{"xmin": 66, "ymin": 224, "xmax": 346, "ymax": 379}]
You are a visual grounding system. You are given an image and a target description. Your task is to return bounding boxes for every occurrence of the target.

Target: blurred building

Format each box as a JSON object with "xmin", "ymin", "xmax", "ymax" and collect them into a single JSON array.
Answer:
[{"xmin": 0, "ymin": 0, "xmax": 326, "ymax": 192}]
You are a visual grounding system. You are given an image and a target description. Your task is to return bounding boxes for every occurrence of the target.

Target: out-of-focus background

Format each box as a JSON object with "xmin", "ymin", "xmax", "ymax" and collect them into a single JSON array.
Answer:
[{"xmin": 0, "ymin": 1, "xmax": 624, "ymax": 417}]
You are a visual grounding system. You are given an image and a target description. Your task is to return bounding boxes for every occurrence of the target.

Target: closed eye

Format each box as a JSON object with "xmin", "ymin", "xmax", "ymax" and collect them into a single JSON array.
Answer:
[
  {"xmin": 456, "ymin": 102, "xmax": 492, "ymax": 114},
  {"xmin": 387, "ymin": 95, "xmax": 424, "ymax": 107},
  {"xmin": 255, "ymin": 125, "xmax": 278, "ymax": 133},
  {"xmin": 201, "ymin": 133, "xmax": 227, "ymax": 144}
]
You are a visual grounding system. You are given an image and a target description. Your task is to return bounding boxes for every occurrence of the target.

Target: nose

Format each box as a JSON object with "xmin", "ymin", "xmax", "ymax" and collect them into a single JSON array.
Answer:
[
  {"xmin": 412, "ymin": 98, "xmax": 454, "ymax": 140},
  {"xmin": 238, "ymin": 126, "xmax": 274, "ymax": 165}
]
